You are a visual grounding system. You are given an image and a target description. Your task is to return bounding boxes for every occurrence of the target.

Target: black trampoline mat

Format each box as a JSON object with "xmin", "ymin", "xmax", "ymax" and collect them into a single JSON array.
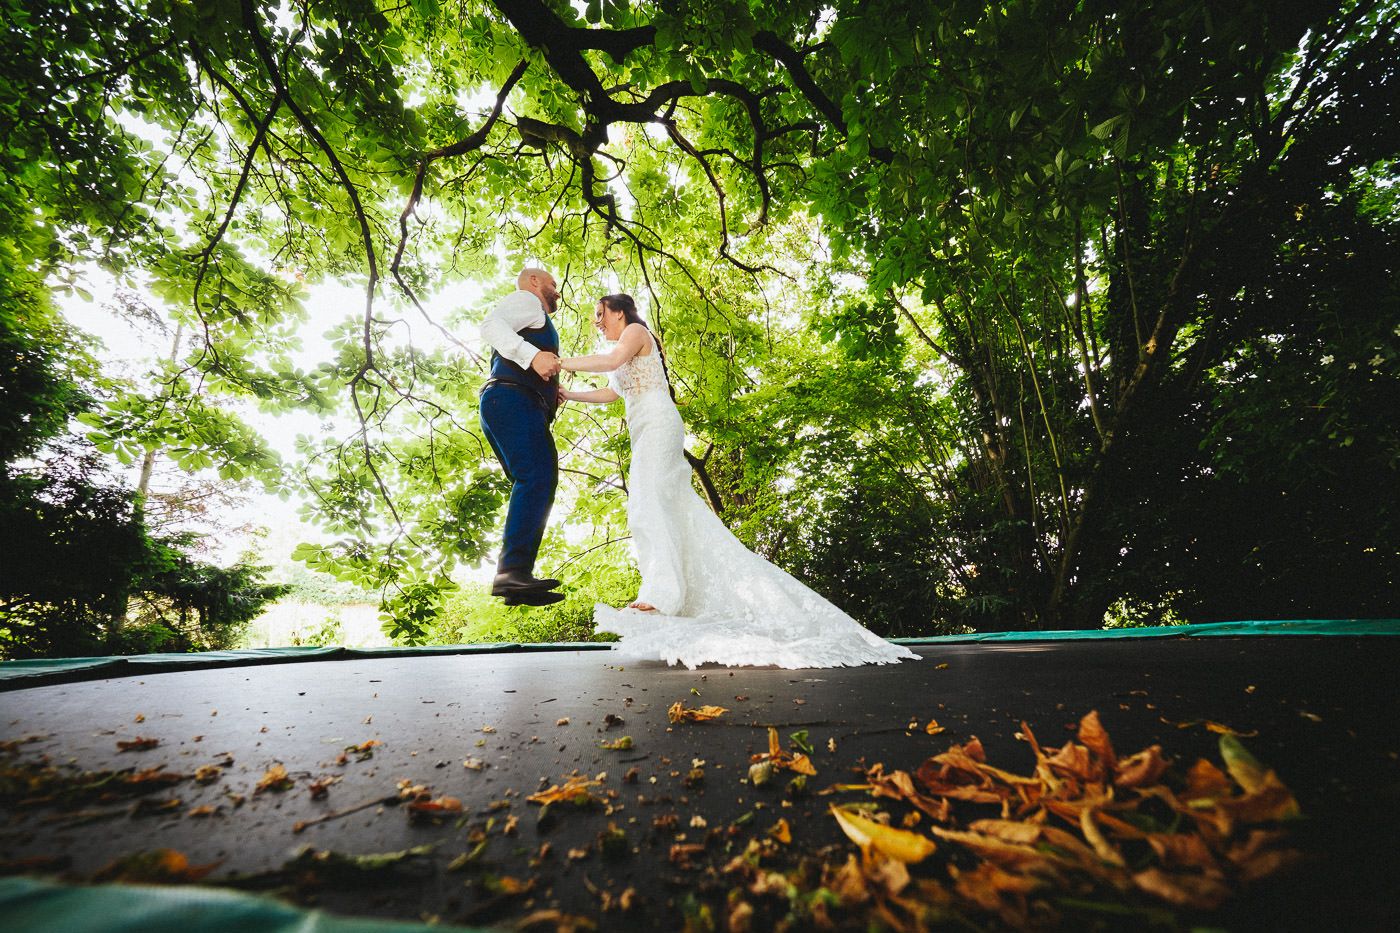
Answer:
[{"xmin": 3, "ymin": 637, "xmax": 1398, "ymax": 931}]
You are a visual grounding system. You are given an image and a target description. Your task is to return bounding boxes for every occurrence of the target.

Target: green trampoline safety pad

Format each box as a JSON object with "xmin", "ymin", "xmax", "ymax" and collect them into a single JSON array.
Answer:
[
  {"xmin": 0, "ymin": 875, "xmax": 484, "ymax": 933},
  {"xmin": 2, "ymin": 619, "xmax": 1397, "ymax": 689},
  {"xmin": 916, "ymin": 617, "xmax": 1400, "ymax": 641}
]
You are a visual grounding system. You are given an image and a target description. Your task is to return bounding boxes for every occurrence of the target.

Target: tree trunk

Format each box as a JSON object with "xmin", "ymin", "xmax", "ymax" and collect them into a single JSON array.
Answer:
[{"xmin": 684, "ymin": 447, "xmax": 725, "ymax": 517}]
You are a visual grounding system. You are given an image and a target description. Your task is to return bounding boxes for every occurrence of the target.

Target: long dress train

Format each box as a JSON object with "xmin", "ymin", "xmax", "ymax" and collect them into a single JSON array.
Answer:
[{"xmin": 592, "ymin": 336, "xmax": 918, "ymax": 670}]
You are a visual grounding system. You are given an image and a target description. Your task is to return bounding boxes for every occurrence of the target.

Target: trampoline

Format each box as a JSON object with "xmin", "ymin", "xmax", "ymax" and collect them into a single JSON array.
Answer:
[{"xmin": 3, "ymin": 620, "xmax": 1398, "ymax": 931}]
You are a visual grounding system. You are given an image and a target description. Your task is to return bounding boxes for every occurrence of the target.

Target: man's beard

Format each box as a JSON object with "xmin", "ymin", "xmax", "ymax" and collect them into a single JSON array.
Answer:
[{"xmin": 544, "ymin": 292, "xmax": 558, "ymax": 313}]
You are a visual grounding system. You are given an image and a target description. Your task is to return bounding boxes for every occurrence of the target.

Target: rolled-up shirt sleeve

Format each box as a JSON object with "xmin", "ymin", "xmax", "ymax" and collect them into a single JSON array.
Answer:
[{"xmin": 479, "ymin": 291, "xmax": 546, "ymax": 371}]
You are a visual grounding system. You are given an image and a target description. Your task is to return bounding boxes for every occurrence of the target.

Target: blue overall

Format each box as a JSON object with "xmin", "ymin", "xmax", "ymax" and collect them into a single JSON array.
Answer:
[{"xmin": 479, "ymin": 316, "xmax": 560, "ymax": 575}]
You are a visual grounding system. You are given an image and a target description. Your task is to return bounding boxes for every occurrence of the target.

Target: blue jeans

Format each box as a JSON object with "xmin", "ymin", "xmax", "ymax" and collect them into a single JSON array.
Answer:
[{"xmin": 479, "ymin": 382, "xmax": 557, "ymax": 574}]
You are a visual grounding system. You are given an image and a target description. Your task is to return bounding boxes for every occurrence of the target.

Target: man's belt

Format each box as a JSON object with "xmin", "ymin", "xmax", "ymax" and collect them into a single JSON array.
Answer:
[{"xmin": 482, "ymin": 377, "xmax": 556, "ymax": 416}]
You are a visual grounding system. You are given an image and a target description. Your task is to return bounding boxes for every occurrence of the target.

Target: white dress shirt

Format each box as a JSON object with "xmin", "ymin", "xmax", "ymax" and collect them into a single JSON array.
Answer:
[{"xmin": 479, "ymin": 290, "xmax": 548, "ymax": 370}]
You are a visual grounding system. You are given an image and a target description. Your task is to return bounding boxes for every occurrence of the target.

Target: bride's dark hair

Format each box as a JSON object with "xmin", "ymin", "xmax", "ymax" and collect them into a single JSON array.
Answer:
[{"xmin": 600, "ymin": 293, "xmax": 676, "ymax": 400}]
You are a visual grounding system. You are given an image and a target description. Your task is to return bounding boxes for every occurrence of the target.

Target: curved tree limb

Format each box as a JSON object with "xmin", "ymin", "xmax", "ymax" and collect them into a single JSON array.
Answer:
[
  {"xmin": 388, "ymin": 58, "xmax": 531, "ymax": 364},
  {"xmin": 241, "ymin": 0, "xmax": 403, "ymax": 532}
]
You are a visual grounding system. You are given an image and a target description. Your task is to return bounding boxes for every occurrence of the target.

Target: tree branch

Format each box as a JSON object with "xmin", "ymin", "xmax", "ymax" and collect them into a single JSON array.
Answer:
[
  {"xmin": 389, "ymin": 59, "xmax": 530, "ymax": 365},
  {"xmin": 753, "ymin": 30, "xmax": 894, "ymax": 162},
  {"xmin": 242, "ymin": 0, "xmax": 402, "ymax": 533}
]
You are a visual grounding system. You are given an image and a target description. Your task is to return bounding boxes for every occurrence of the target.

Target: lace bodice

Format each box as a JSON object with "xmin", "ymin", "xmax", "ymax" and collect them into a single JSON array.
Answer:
[{"xmin": 608, "ymin": 334, "xmax": 669, "ymax": 402}]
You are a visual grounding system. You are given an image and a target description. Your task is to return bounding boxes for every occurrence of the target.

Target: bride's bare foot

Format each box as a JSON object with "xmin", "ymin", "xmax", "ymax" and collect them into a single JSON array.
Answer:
[{"xmin": 627, "ymin": 601, "xmax": 658, "ymax": 612}]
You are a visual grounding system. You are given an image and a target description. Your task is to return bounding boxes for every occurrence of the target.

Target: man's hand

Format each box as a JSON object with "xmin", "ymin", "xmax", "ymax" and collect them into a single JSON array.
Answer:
[{"xmin": 531, "ymin": 351, "xmax": 562, "ymax": 379}]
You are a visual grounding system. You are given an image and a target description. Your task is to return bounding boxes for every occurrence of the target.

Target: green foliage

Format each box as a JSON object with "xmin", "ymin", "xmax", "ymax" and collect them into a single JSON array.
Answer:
[
  {"xmin": 2, "ymin": 0, "xmax": 1396, "ymax": 643},
  {"xmin": 0, "ymin": 442, "xmax": 285, "ymax": 658},
  {"xmin": 275, "ymin": 565, "xmax": 374, "ymax": 606},
  {"xmin": 288, "ymin": 614, "xmax": 345, "ymax": 648},
  {"xmin": 0, "ymin": 74, "xmax": 286, "ymax": 657},
  {"xmin": 428, "ymin": 551, "xmax": 638, "ymax": 645}
]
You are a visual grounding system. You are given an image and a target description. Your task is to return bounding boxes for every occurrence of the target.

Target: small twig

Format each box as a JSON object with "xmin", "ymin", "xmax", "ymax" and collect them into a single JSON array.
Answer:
[{"xmin": 291, "ymin": 793, "xmax": 400, "ymax": 833}]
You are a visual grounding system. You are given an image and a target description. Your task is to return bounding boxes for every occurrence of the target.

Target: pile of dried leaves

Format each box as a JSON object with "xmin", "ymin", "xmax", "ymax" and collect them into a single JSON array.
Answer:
[
  {"xmin": 1, "ymin": 704, "xmax": 1306, "ymax": 932},
  {"xmin": 1, "ymin": 752, "xmax": 199, "ymax": 824},
  {"xmin": 718, "ymin": 709, "xmax": 1302, "ymax": 931}
]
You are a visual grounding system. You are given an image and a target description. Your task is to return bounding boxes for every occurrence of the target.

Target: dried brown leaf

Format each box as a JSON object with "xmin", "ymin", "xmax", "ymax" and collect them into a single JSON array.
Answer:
[
  {"xmin": 1077, "ymin": 710, "xmax": 1117, "ymax": 770},
  {"xmin": 1132, "ymin": 866, "xmax": 1232, "ymax": 911},
  {"xmin": 1147, "ymin": 832, "xmax": 1221, "ymax": 872},
  {"xmin": 1183, "ymin": 758, "xmax": 1233, "ymax": 801},
  {"xmin": 1079, "ymin": 807, "xmax": 1126, "ymax": 867},
  {"xmin": 967, "ymin": 819, "xmax": 1042, "ymax": 845},
  {"xmin": 934, "ymin": 827, "xmax": 1056, "ymax": 873},
  {"xmin": 1114, "ymin": 744, "xmax": 1170, "ymax": 787}
]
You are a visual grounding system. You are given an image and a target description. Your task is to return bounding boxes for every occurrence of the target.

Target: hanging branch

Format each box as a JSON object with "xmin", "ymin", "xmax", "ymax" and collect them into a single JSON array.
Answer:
[
  {"xmin": 889, "ymin": 291, "xmax": 960, "ymax": 367},
  {"xmin": 189, "ymin": 83, "xmax": 282, "ymax": 353},
  {"xmin": 388, "ymin": 58, "xmax": 531, "ymax": 364},
  {"xmin": 241, "ymin": 0, "xmax": 403, "ymax": 532},
  {"xmin": 663, "ymin": 120, "xmax": 781, "ymax": 277},
  {"xmin": 489, "ymin": 0, "xmax": 878, "ymax": 276}
]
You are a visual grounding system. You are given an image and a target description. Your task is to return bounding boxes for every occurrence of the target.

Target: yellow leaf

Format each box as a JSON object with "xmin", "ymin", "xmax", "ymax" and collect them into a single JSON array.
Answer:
[
  {"xmin": 1204, "ymin": 720, "xmax": 1257, "ymax": 736},
  {"xmin": 768, "ymin": 818, "xmax": 792, "ymax": 844},
  {"xmin": 255, "ymin": 763, "xmax": 293, "ymax": 794},
  {"xmin": 1218, "ymin": 734, "xmax": 1269, "ymax": 793},
  {"xmin": 829, "ymin": 806, "xmax": 936, "ymax": 864},
  {"xmin": 925, "ymin": 719, "xmax": 945, "ymax": 735},
  {"xmin": 488, "ymin": 875, "xmax": 533, "ymax": 895},
  {"xmin": 667, "ymin": 702, "xmax": 728, "ymax": 723},
  {"xmin": 527, "ymin": 775, "xmax": 602, "ymax": 806}
]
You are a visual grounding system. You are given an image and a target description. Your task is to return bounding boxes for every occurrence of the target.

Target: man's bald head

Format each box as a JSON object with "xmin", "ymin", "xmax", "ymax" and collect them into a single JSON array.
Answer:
[
  {"xmin": 517, "ymin": 267, "xmax": 559, "ymax": 314},
  {"xmin": 517, "ymin": 267, "xmax": 551, "ymax": 289}
]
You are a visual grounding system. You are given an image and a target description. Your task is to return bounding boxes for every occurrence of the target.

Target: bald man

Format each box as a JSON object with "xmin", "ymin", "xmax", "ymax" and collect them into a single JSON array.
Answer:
[{"xmin": 478, "ymin": 268, "xmax": 565, "ymax": 606}]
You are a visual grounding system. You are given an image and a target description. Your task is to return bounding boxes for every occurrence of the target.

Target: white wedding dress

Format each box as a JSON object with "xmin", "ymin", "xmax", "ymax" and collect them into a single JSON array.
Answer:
[{"xmin": 592, "ymin": 335, "xmax": 919, "ymax": 669}]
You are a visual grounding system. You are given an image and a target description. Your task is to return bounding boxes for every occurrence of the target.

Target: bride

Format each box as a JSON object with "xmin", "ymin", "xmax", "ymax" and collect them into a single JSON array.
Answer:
[{"xmin": 559, "ymin": 294, "xmax": 917, "ymax": 670}]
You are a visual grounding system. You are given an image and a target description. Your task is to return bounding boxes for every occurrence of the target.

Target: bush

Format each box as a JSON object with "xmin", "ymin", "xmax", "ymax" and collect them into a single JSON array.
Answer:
[
  {"xmin": 274, "ymin": 565, "xmax": 374, "ymax": 606},
  {"xmin": 425, "ymin": 556, "xmax": 638, "ymax": 646},
  {"xmin": 289, "ymin": 614, "xmax": 344, "ymax": 647},
  {"xmin": 0, "ymin": 442, "xmax": 283, "ymax": 659}
]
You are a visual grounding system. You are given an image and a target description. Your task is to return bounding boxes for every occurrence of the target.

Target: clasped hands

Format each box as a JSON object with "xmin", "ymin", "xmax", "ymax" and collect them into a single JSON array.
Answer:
[{"xmin": 531, "ymin": 351, "xmax": 563, "ymax": 379}]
